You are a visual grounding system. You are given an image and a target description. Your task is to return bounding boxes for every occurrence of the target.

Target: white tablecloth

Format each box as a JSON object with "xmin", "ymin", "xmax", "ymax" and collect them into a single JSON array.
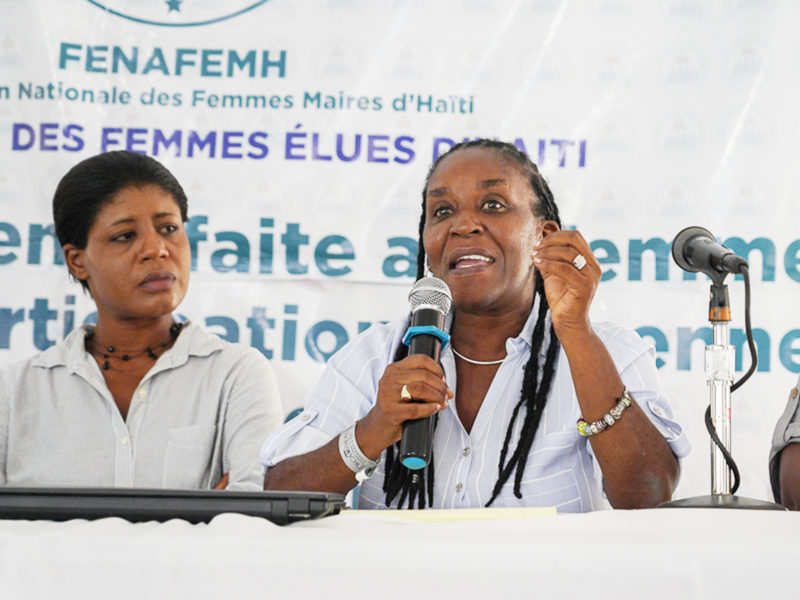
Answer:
[{"xmin": 1, "ymin": 507, "xmax": 797, "ymax": 599}]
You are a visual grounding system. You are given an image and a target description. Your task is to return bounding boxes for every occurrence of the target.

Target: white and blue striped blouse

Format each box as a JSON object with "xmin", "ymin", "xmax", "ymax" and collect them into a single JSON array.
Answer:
[{"xmin": 261, "ymin": 304, "xmax": 689, "ymax": 512}]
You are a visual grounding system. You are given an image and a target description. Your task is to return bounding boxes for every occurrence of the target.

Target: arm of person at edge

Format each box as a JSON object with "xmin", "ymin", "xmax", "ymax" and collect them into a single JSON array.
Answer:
[
  {"xmin": 779, "ymin": 443, "xmax": 800, "ymax": 510},
  {"xmin": 263, "ymin": 354, "xmax": 453, "ymax": 494},
  {"xmin": 533, "ymin": 229, "xmax": 679, "ymax": 509}
]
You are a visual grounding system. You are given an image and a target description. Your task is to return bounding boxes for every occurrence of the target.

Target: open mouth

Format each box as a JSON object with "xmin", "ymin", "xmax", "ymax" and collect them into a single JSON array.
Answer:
[{"xmin": 450, "ymin": 254, "xmax": 494, "ymax": 270}]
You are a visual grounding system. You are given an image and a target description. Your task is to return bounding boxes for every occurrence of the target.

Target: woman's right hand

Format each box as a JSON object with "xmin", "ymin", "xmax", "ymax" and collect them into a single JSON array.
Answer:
[{"xmin": 356, "ymin": 355, "xmax": 453, "ymax": 457}]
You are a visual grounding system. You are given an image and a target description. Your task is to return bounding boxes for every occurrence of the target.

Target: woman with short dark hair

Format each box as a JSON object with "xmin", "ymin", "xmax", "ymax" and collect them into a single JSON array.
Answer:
[{"xmin": 0, "ymin": 151, "xmax": 282, "ymax": 490}]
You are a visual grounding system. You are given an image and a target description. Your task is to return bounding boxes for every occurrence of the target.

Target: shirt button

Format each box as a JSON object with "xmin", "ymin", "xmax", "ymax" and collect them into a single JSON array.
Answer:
[
  {"xmin": 121, "ymin": 436, "xmax": 129, "ymax": 446},
  {"xmin": 301, "ymin": 413, "xmax": 310, "ymax": 421},
  {"xmin": 462, "ymin": 447, "xmax": 471, "ymax": 457},
  {"xmin": 652, "ymin": 406, "xmax": 664, "ymax": 417},
  {"xmin": 455, "ymin": 483, "xmax": 463, "ymax": 493},
  {"xmin": 137, "ymin": 388, "xmax": 148, "ymax": 399}
]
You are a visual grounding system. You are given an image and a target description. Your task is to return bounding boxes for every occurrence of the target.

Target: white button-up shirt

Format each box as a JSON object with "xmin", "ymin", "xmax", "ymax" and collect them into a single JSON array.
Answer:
[
  {"xmin": 261, "ymin": 308, "xmax": 689, "ymax": 511},
  {"xmin": 0, "ymin": 322, "xmax": 283, "ymax": 490}
]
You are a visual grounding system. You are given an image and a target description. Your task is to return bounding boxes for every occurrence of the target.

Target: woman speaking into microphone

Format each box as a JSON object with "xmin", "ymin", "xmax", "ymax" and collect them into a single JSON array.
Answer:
[{"xmin": 262, "ymin": 140, "xmax": 689, "ymax": 510}]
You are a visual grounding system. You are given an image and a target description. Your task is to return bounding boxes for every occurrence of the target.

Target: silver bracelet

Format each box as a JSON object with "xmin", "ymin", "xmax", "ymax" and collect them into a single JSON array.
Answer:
[
  {"xmin": 338, "ymin": 423, "xmax": 378, "ymax": 480},
  {"xmin": 577, "ymin": 388, "xmax": 634, "ymax": 437}
]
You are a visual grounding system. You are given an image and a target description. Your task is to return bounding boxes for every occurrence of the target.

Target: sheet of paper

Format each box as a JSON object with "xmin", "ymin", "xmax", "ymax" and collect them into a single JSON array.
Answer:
[{"xmin": 345, "ymin": 507, "xmax": 557, "ymax": 523}]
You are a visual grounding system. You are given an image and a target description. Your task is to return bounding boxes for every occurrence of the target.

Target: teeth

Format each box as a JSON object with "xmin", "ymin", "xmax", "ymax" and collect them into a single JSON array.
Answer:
[
  {"xmin": 455, "ymin": 255, "xmax": 492, "ymax": 268},
  {"xmin": 459, "ymin": 255, "xmax": 491, "ymax": 262}
]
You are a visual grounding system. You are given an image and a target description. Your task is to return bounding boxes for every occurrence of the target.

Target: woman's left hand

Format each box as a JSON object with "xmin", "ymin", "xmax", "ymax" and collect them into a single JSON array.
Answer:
[
  {"xmin": 532, "ymin": 229, "xmax": 600, "ymax": 340},
  {"xmin": 533, "ymin": 230, "xmax": 679, "ymax": 508}
]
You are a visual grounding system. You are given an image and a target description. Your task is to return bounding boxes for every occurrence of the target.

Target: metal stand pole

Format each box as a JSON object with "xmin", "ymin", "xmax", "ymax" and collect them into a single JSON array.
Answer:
[
  {"xmin": 707, "ymin": 321, "xmax": 734, "ymax": 496},
  {"xmin": 660, "ymin": 283, "xmax": 784, "ymax": 510}
]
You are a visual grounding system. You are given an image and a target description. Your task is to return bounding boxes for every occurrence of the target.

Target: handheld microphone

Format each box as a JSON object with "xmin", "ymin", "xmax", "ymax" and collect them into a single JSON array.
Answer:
[
  {"xmin": 399, "ymin": 276, "xmax": 452, "ymax": 471},
  {"xmin": 671, "ymin": 226, "xmax": 748, "ymax": 277}
]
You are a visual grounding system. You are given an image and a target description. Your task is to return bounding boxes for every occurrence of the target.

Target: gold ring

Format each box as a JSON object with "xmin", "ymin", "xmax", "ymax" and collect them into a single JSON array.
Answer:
[{"xmin": 400, "ymin": 384, "xmax": 412, "ymax": 401}]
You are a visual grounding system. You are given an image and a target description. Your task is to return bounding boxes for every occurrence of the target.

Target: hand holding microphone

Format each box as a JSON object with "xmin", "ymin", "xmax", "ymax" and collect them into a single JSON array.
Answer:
[
  {"xmin": 359, "ymin": 276, "xmax": 453, "ymax": 467},
  {"xmin": 399, "ymin": 276, "xmax": 453, "ymax": 470}
]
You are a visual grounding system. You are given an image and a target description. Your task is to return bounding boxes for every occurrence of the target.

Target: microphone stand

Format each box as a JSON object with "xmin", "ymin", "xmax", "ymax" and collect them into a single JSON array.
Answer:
[
  {"xmin": 708, "ymin": 293, "xmax": 733, "ymax": 497},
  {"xmin": 661, "ymin": 277, "xmax": 784, "ymax": 510}
]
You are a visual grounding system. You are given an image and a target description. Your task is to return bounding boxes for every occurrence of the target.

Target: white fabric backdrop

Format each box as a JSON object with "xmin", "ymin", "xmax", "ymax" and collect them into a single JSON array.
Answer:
[{"xmin": 2, "ymin": 0, "xmax": 799, "ymax": 502}]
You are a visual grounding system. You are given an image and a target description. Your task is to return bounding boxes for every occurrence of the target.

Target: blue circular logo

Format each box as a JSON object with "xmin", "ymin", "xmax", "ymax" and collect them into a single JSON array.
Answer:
[{"xmin": 85, "ymin": 1, "xmax": 270, "ymax": 27}]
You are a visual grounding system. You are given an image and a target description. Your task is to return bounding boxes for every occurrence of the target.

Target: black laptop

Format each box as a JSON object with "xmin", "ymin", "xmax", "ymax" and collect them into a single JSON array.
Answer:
[{"xmin": 0, "ymin": 487, "xmax": 345, "ymax": 526}]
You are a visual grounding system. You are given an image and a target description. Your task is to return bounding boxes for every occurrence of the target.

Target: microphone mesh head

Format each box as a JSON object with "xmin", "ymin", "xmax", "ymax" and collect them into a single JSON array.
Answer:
[
  {"xmin": 408, "ymin": 276, "xmax": 453, "ymax": 316},
  {"xmin": 671, "ymin": 225, "xmax": 714, "ymax": 272}
]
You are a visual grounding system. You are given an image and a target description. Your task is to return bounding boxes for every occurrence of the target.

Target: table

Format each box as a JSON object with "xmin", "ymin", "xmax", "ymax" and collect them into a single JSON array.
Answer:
[{"xmin": 1, "ymin": 507, "xmax": 797, "ymax": 599}]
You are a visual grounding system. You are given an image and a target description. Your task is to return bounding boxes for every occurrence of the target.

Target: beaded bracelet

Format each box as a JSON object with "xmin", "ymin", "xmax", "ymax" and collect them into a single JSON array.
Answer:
[{"xmin": 577, "ymin": 387, "xmax": 634, "ymax": 436}]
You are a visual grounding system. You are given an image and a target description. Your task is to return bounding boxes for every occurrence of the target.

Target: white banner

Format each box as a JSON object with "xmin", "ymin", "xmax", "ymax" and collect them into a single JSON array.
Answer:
[{"xmin": 2, "ymin": 0, "xmax": 799, "ymax": 502}]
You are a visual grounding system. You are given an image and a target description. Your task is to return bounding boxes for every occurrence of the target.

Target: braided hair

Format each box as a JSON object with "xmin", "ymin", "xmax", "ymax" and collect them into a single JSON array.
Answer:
[{"xmin": 382, "ymin": 139, "xmax": 563, "ymax": 509}]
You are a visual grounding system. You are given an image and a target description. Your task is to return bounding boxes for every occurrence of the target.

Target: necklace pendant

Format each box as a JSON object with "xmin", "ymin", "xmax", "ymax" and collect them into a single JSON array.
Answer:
[
  {"xmin": 147, "ymin": 348, "xmax": 157, "ymax": 360},
  {"xmin": 102, "ymin": 360, "xmax": 110, "ymax": 371}
]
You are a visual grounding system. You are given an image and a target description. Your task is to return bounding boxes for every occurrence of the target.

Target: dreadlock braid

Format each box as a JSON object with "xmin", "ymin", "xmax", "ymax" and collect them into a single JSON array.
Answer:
[{"xmin": 382, "ymin": 139, "xmax": 562, "ymax": 509}]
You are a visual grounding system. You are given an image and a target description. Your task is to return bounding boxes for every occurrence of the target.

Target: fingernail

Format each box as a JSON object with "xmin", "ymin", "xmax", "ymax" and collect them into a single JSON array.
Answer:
[
  {"xmin": 531, "ymin": 250, "xmax": 538, "ymax": 257},
  {"xmin": 533, "ymin": 257, "xmax": 542, "ymax": 263}
]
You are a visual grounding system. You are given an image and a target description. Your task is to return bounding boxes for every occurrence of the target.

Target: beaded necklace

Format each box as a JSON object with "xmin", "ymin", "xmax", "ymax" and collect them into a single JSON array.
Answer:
[{"xmin": 85, "ymin": 322, "xmax": 183, "ymax": 371}]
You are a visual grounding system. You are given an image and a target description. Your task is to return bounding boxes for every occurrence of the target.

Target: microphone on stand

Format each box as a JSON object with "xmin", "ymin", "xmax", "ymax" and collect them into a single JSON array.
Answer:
[
  {"xmin": 660, "ymin": 226, "xmax": 782, "ymax": 510},
  {"xmin": 399, "ymin": 276, "xmax": 452, "ymax": 471},
  {"xmin": 671, "ymin": 226, "xmax": 747, "ymax": 278},
  {"xmin": 672, "ymin": 226, "xmax": 748, "ymax": 323}
]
